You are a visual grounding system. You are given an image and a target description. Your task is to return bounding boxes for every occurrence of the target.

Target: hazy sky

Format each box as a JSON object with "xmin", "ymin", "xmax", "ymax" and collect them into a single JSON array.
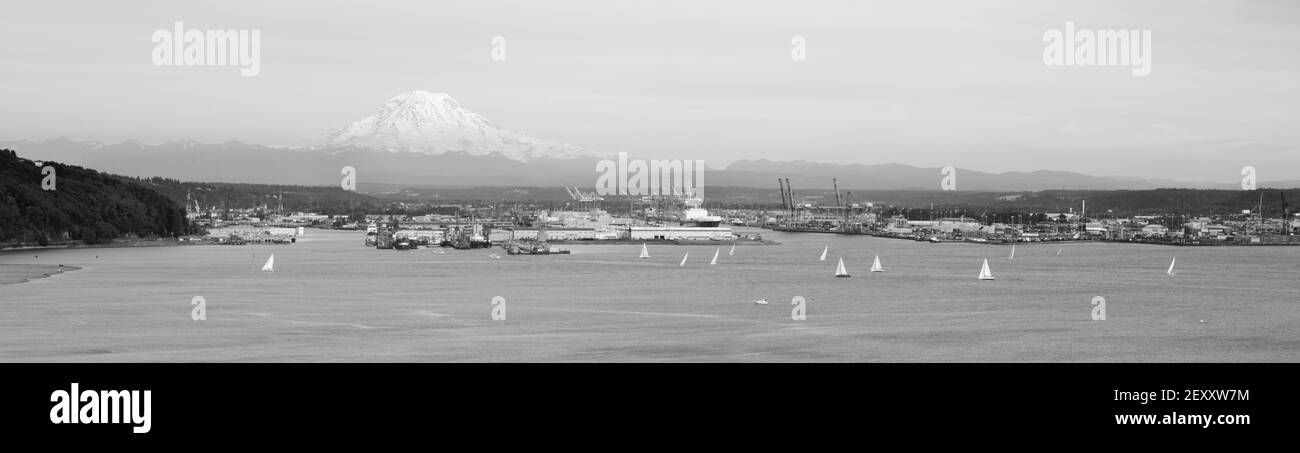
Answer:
[{"xmin": 1, "ymin": 0, "xmax": 1297, "ymax": 181}]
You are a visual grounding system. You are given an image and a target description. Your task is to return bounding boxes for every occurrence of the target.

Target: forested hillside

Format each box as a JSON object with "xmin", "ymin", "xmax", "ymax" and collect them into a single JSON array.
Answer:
[{"xmin": 1, "ymin": 149, "xmax": 192, "ymax": 246}]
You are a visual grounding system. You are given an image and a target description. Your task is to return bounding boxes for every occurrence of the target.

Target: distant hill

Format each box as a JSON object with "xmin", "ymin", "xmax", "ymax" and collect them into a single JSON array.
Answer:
[
  {"xmin": 0, "ymin": 149, "xmax": 193, "ymax": 246},
  {"xmin": 705, "ymin": 186, "xmax": 1299, "ymax": 218},
  {"xmin": 117, "ymin": 175, "xmax": 383, "ymax": 215},
  {"xmin": 0, "ymin": 138, "xmax": 603, "ymax": 188},
  {"xmin": 9, "ymin": 138, "xmax": 1295, "ymax": 192},
  {"xmin": 715, "ymin": 159, "xmax": 1220, "ymax": 191}
]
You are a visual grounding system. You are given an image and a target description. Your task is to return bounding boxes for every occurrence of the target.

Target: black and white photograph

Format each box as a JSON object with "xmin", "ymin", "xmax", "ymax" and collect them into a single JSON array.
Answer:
[{"xmin": 0, "ymin": 0, "xmax": 1295, "ymax": 439}]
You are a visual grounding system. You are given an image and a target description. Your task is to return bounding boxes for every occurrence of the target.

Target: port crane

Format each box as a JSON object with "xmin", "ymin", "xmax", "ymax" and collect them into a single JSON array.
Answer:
[
  {"xmin": 1282, "ymin": 191, "xmax": 1292, "ymax": 237},
  {"xmin": 185, "ymin": 190, "xmax": 207, "ymax": 218},
  {"xmin": 565, "ymin": 187, "xmax": 604, "ymax": 211}
]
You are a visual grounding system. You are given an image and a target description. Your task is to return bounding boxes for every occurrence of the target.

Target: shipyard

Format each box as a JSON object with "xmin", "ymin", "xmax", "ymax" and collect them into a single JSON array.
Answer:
[
  {"xmin": 761, "ymin": 177, "xmax": 1300, "ymax": 247},
  {"xmin": 147, "ymin": 178, "xmax": 1300, "ymax": 253},
  {"xmin": 356, "ymin": 194, "xmax": 770, "ymax": 253}
]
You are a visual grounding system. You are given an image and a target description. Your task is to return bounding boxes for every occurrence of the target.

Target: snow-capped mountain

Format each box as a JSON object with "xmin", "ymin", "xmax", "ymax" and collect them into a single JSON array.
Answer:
[{"xmin": 320, "ymin": 91, "xmax": 602, "ymax": 162}]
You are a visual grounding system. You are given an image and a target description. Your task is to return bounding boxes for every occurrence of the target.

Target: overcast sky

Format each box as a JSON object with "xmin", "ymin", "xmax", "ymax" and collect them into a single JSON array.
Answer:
[{"xmin": 1, "ymin": 0, "xmax": 1297, "ymax": 182}]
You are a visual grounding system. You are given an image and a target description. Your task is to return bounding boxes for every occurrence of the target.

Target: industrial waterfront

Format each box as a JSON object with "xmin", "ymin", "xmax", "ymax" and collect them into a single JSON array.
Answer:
[{"xmin": 2, "ymin": 227, "xmax": 1297, "ymax": 362}]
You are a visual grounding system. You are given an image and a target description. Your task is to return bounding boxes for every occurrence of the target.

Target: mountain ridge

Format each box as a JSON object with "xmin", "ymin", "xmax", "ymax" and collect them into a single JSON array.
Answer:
[
  {"xmin": 3, "ymin": 91, "xmax": 1294, "ymax": 190},
  {"xmin": 6, "ymin": 137, "xmax": 1293, "ymax": 190}
]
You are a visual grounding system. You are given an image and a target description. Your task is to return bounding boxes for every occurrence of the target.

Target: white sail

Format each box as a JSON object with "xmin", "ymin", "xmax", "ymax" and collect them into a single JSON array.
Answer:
[
  {"xmin": 978, "ymin": 259, "xmax": 994, "ymax": 280},
  {"xmin": 835, "ymin": 257, "xmax": 850, "ymax": 277},
  {"xmin": 729, "ymin": 244, "xmax": 735, "ymax": 256},
  {"xmin": 1056, "ymin": 248, "xmax": 1062, "ymax": 256},
  {"xmin": 710, "ymin": 248, "xmax": 720, "ymax": 265},
  {"xmin": 679, "ymin": 252, "xmax": 689, "ymax": 267},
  {"xmin": 261, "ymin": 254, "xmax": 275, "ymax": 272},
  {"xmin": 870, "ymin": 255, "xmax": 884, "ymax": 273},
  {"xmin": 819, "ymin": 246, "xmax": 828, "ymax": 261},
  {"xmin": 1008, "ymin": 245, "xmax": 1016, "ymax": 260},
  {"xmin": 639, "ymin": 243, "xmax": 650, "ymax": 259},
  {"xmin": 1167, "ymin": 257, "xmax": 1176, "ymax": 275}
]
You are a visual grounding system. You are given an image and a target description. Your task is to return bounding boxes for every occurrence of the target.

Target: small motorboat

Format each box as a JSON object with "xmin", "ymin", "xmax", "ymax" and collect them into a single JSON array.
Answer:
[{"xmin": 754, "ymin": 298, "xmax": 768, "ymax": 305}]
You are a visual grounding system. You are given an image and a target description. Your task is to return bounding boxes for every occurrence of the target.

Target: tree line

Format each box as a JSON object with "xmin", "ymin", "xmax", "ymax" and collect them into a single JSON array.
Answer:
[{"xmin": 1, "ymin": 149, "xmax": 194, "ymax": 246}]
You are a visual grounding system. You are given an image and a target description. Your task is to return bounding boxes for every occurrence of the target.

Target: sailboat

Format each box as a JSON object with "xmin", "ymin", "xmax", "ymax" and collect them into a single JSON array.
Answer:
[
  {"xmin": 261, "ymin": 254, "xmax": 275, "ymax": 272},
  {"xmin": 679, "ymin": 252, "xmax": 689, "ymax": 267},
  {"xmin": 1167, "ymin": 257, "xmax": 1176, "ymax": 275},
  {"xmin": 729, "ymin": 243, "xmax": 735, "ymax": 256},
  {"xmin": 709, "ymin": 248, "xmax": 720, "ymax": 265},
  {"xmin": 639, "ymin": 243, "xmax": 650, "ymax": 259},
  {"xmin": 1007, "ymin": 245, "xmax": 1016, "ymax": 260},
  {"xmin": 819, "ymin": 246, "xmax": 828, "ymax": 261},
  {"xmin": 870, "ymin": 255, "xmax": 884, "ymax": 273},
  {"xmin": 978, "ymin": 259, "xmax": 994, "ymax": 280},
  {"xmin": 1056, "ymin": 248, "xmax": 1062, "ymax": 256},
  {"xmin": 834, "ymin": 257, "xmax": 851, "ymax": 278}
]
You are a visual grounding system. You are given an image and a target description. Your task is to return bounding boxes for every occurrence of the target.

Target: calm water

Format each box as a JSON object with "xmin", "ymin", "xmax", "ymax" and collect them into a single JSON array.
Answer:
[{"xmin": 2, "ymin": 228, "xmax": 1298, "ymax": 362}]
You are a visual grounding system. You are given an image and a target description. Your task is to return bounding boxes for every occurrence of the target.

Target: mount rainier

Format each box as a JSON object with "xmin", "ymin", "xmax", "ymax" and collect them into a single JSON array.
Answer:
[{"xmin": 319, "ymin": 90, "xmax": 603, "ymax": 162}]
